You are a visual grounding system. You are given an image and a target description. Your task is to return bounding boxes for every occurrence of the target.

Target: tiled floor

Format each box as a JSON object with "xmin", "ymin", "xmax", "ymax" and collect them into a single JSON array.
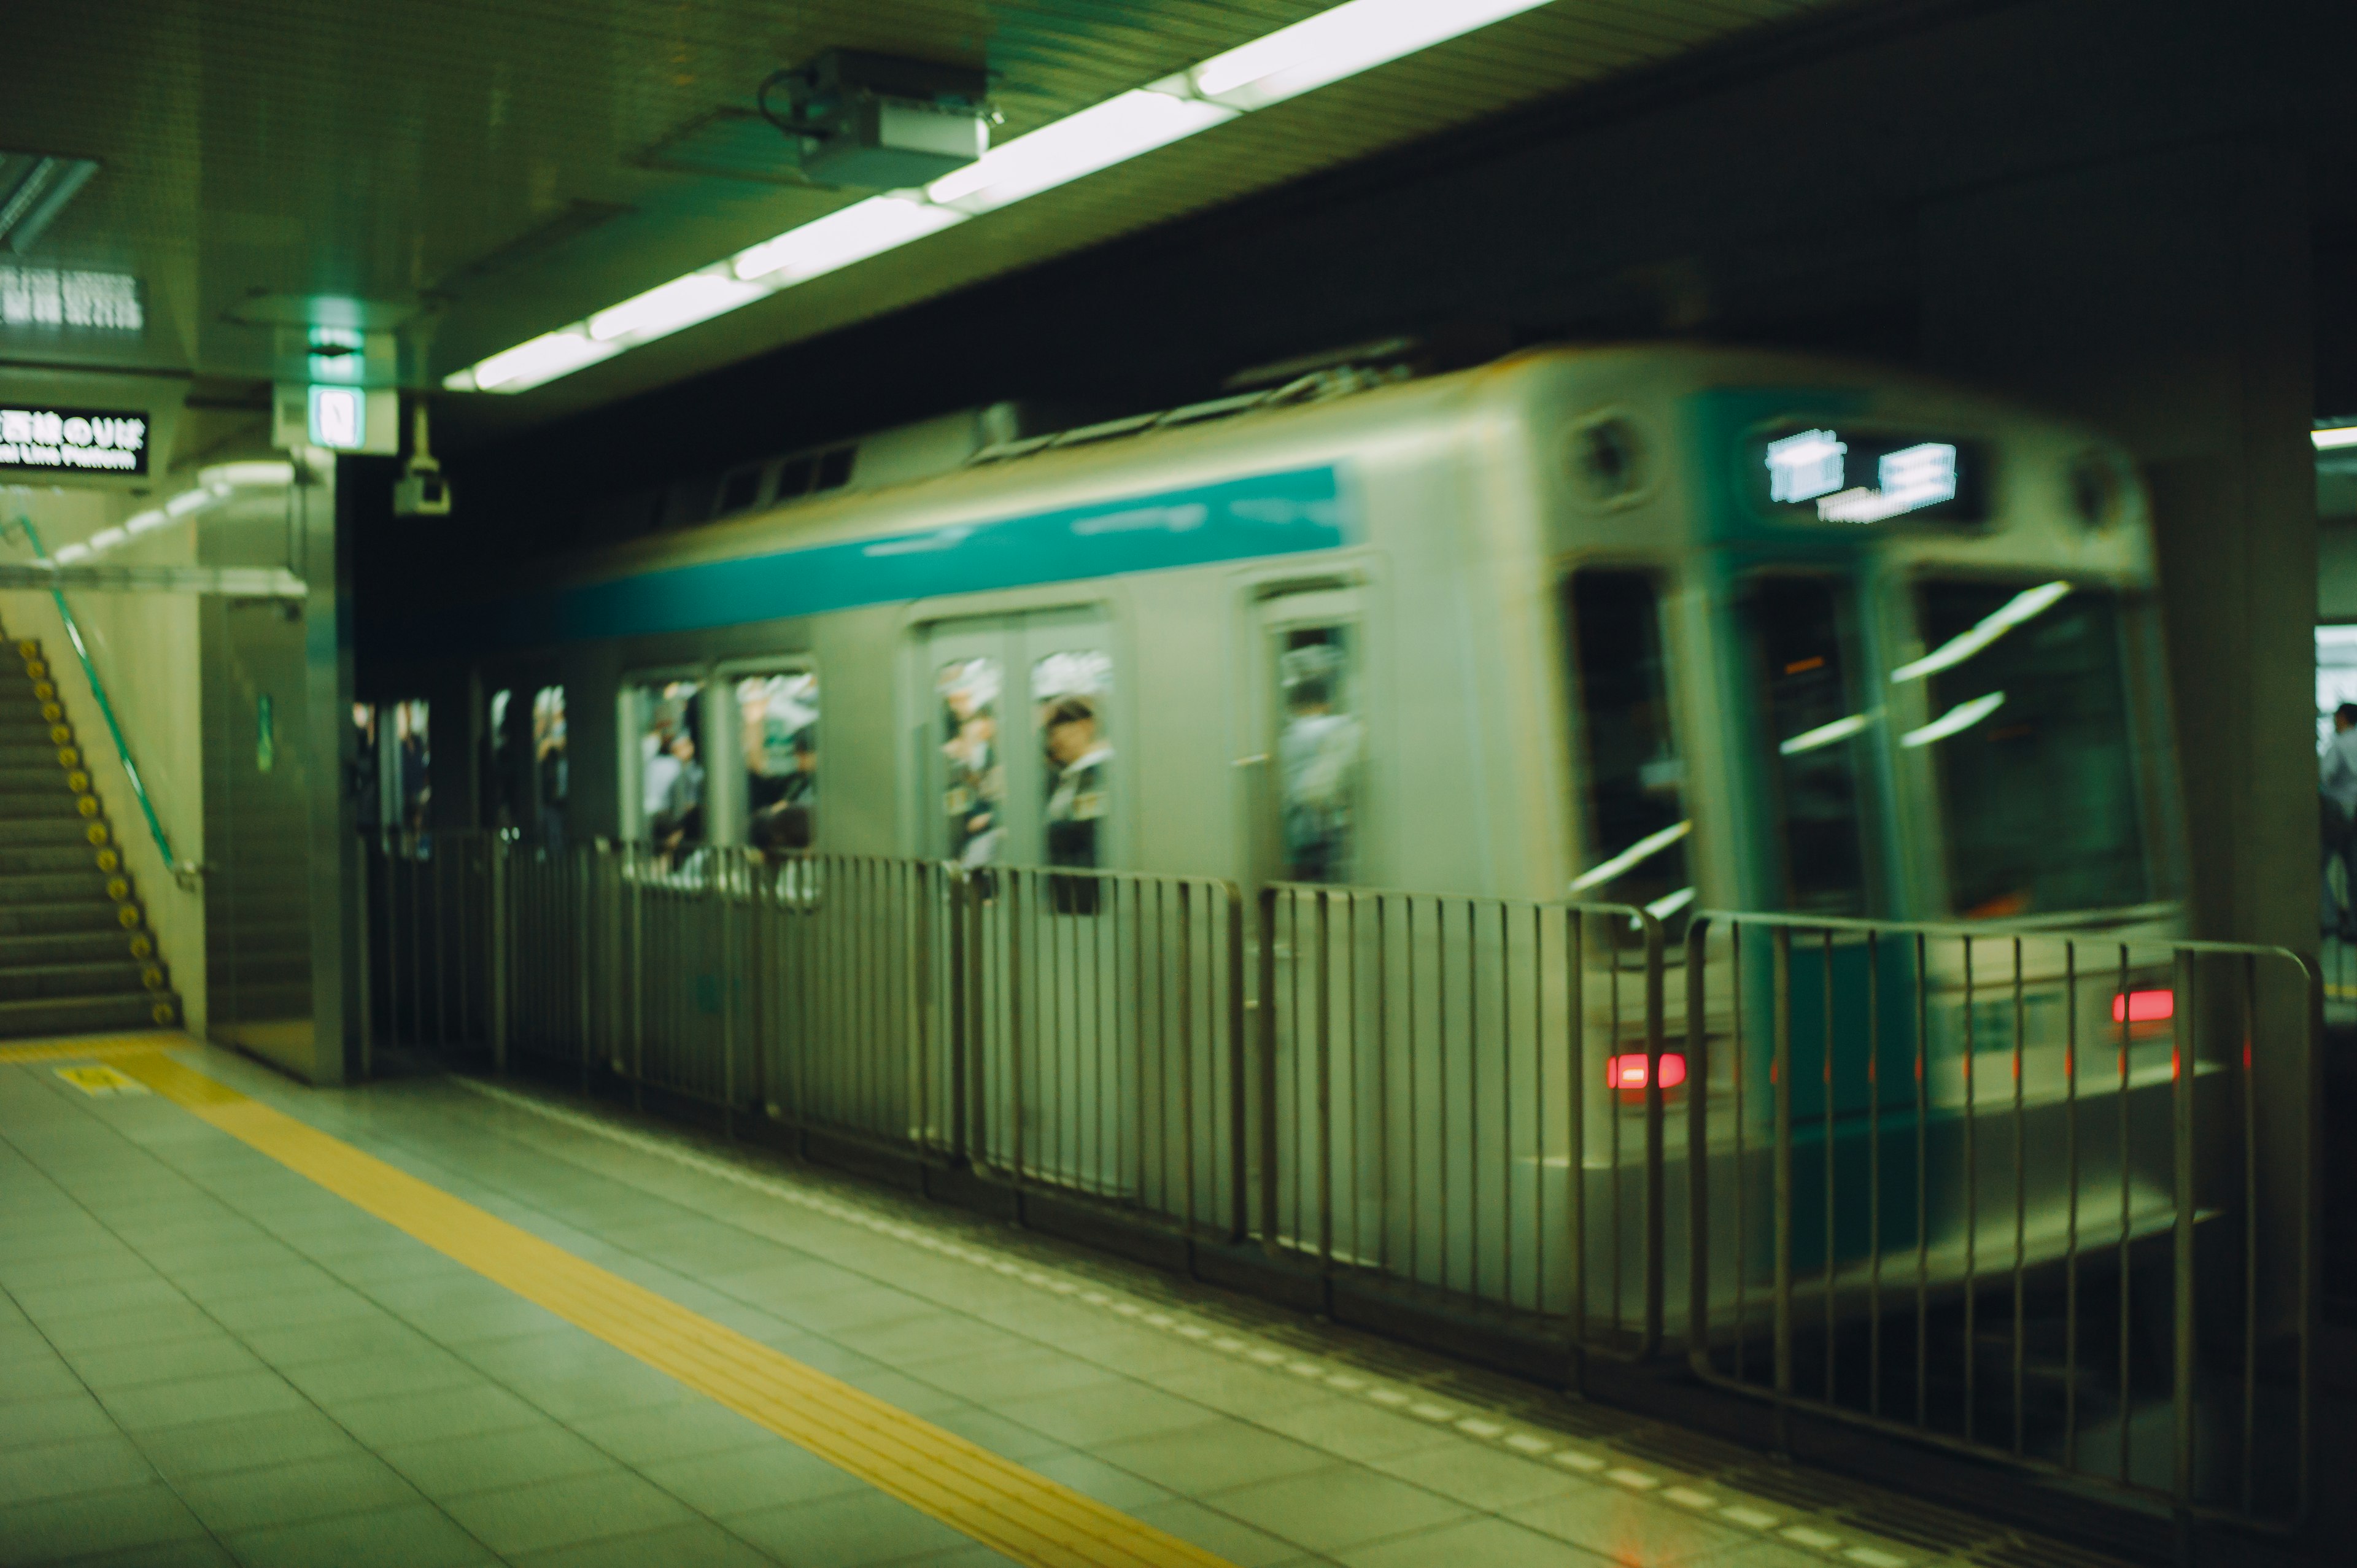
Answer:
[{"xmin": 0, "ymin": 1040, "xmax": 1913, "ymax": 1567}]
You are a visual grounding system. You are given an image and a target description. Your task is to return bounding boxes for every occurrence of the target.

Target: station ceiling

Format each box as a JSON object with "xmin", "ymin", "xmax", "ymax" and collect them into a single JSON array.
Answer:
[{"xmin": 0, "ymin": 0, "xmax": 1852, "ymax": 448}]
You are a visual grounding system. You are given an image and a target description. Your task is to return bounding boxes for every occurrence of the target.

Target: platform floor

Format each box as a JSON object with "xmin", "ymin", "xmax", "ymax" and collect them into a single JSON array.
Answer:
[{"xmin": 1, "ymin": 1035, "xmax": 2027, "ymax": 1568}]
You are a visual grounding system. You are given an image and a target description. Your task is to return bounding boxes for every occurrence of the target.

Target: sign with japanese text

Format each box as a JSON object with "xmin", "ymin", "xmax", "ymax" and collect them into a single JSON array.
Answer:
[{"xmin": 0, "ymin": 405, "xmax": 149, "ymax": 475}]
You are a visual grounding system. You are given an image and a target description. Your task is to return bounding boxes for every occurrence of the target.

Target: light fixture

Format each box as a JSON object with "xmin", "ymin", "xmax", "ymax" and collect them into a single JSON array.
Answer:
[
  {"xmin": 1188, "ymin": 0, "xmax": 1549, "ymax": 111},
  {"xmin": 2314, "ymin": 426, "xmax": 2357, "ymax": 451},
  {"xmin": 446, "ymin": 0, "xmax": 1555, "ymax": 394},
  {"xmin": 925, "ymin": 91, "xmax": 1237, "ymax": 214}
]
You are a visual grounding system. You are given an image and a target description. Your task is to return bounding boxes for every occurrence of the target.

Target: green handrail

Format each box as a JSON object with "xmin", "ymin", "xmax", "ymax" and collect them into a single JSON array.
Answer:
[{"xmin": 6, "ymin": 513, "xmax": 180, "ymax": 873}]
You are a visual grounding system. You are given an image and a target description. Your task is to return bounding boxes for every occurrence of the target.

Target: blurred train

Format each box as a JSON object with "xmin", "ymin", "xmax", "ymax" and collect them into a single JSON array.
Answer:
[
  {"xmin": 384, "ymin": 344, "xmax": 2201, "ymax": 1392},
  {"xmin": 422, "ymin": 342, "xmax": 2181, "ymax": 930}
]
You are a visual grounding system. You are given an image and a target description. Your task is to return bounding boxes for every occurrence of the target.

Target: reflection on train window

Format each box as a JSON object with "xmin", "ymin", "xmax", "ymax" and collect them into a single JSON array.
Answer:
[
  {"xmin": 487, "ymin": 688, "xmax": 513, "ymax": 828},
  {"xmin": 1565, "ymin": 571, "xmax": 1691, "ymax": 926},
  {"xmin": 1744, "ymin": 577, "xmax": 1869, "ymax": 916},
  {"xmin": 739, "ymin": 670, "xmax": 817, "ymax": 854},
  {"xmin": 531, "ymin": 686, "xmax": 568, "ymax": 844},
  {"xmin": 1913, "ymin": 582, "xmax": 2146, "ymax": 917},
  {"xmin": 1277, "ymin": 627, "xmax": 1360, "ymax": 884},
  {"xmin": 937, "ymin": 657, "xmax": 1003, "ymax": 867},
  {"xmin": 1035, "ymin": 650, "xmax": 1112, "ymax": 872},
  {"xmin": 350, "ymin": 704, "xmax": 385, "ymax": 827},
  {"xmin": 385, "ymin": 700, "xmax": 430, "ymax": 833},
  {"xmin": 635, "ymin": 680, "xmax": 703, "ymax": 850}
]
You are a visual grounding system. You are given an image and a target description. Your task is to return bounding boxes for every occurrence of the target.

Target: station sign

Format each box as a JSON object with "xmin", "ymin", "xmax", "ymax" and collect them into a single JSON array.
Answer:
[{"xmin": 0, "ymin": 404, "xmax": 148, "ymax": 475}]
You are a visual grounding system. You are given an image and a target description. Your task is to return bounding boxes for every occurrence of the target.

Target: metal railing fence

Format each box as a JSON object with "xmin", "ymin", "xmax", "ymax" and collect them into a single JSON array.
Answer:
[
  {"xmin": 1258, "ymin": 884, "xmax": 1671, "ymax": 1354},
  {"xmin": 1681, "ymin": 911, "xmax": 2315, "ymax": 1529},
  {"xmin": 361, "ymin": 835, "xmax": 2316, "ymax": 1531}
]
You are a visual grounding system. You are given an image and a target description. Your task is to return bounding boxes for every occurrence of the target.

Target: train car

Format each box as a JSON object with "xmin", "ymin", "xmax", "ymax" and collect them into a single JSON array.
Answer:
[
  {"xmin": 422, "ymin": 342, "xmax": 2181, "ymax": 927},
  {"xmin": 379, "ymin": 344, "xmax": 2203, "ymax": 1440}
]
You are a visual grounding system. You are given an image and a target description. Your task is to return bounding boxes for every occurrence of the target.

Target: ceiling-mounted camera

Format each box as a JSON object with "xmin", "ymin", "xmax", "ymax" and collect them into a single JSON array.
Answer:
[
  {"xmin": 757, "ymin": 51, "xmax": 993, "ymax": 189},
  {"xmin": 392, "ymin": 402, "xmax": 450, "ymax": 517}
]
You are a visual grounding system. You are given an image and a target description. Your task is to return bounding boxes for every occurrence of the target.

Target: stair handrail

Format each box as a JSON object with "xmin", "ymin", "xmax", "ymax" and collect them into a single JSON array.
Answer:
[{"xmin": 4, "ymin": 513, "xmax": 188, "ymax": 884}]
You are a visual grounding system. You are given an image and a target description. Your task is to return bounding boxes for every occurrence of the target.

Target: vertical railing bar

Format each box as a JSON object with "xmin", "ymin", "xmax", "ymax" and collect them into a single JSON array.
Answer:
[
  {"xmin": 1867, "ymin": 929, "xmax": 1883, "ymax": 1421},
  {"xmin": 1822, "ymin": 929, "xmax": 1836, "ymax": 1407},
  {"xmin": 2172, "ymin": 947, "xmax": 2196, "ymax": 1516},
  {"xmin": 1962, "ymin": 935, "xmax": 1979, "ymax": 1446},
  {"xmin": 1316, "ymin": 892, "xmax": 1333, "ymax": 1272},
  {"xmin": 2064, "ymin": 941, "xmax": 2082, "ymax": 1473},
  {"xmin": 1377, "ymin": 895, "xmax": 1392, "ymax": 1279},
  {"xmin": 1178, "ymin": 882, "xmax": 1198, "ymax": 1238},
  {"xmin": 2012, "ymin": 936, "xmax": 2028, "ymax": 1458},
  {"xmin": 1349, "ymin": 893, "xmax": 1363, "ymax": 1279},
  {"xmin": 2118, "ymin": 942, "xmax": 2134, "ymax": 1487},
  {"xmin": 1256, "ymin": 884, "xmax": 1280, "ymax": 1250},
  {"xmin": 1568, "ymin": 907, "xmax": 1587, "ymax": 1364},
  {"xmin": 1226, "ymin": 881, "xmax": 1247, "ymax": 1245},
  {"xmin": 1643, "ymin": 909, "xmax": 1665, "ymax": 1358},
  {"xmin": 1772, "ymin": 925, "xmax": 1793, "ymax": 1449},
  {"xmin": 1733, "ymin": 921, "xmax": 1748, "ymax": 1388},
  {"xmin": 2240, "ymin": 948, "xmax": 2258, "ymax": 1519},
  {"xmin": 1685, "ymin": 915, "xmax": 1709, "ymax": 1370},
  {"xmin": 1914, "ymin": 929, "xmax": 1929, "ymax": 1428}
]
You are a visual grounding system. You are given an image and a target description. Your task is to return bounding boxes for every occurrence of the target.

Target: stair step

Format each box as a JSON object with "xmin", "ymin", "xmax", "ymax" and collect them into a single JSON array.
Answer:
[
  {"xmin": 0, "ymin": 744, "xmax": 67, "ymax": 766},
  {"xmin": 0, "ymin": 871, "xmax": 120, "ymax": 902},
  {"xmin": 0, "ymin": 767, "xmax": 71, "ymax": 790},
  {"xmin": 0, "ymin": 930, "xmax": 152, "ymax": 966},
  {"xmin": 0, "ymin": 962, "xmax": 154, "ymax": 1003},
  {"xmin": 0, "ymin": 795, "xmax": 85, "ymax": 820},
  {"xmin": 0, "ymin": 992, "xmax": 178, "ymax": 1040},
  {"xmin": 0, "ymin": 902, "xmax": 137, "ymax": 937},
  {"xmin": 4, "ymin": 819, "xmax": 106, "ymax": 845},
  {"xmin": 0, "ymin": 845, "xmax": 104, "ymax": 874}
]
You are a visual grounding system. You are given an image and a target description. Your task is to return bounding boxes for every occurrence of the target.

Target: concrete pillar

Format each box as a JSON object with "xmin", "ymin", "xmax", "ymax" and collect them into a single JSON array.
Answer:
[{"xmin": 1919, "ymin": 139, "xmax": 2316, "ymax": 1344}]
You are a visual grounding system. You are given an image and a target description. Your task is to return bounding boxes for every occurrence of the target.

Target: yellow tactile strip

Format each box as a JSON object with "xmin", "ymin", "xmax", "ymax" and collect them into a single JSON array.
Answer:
[
  {"xmin": 0, "ymin": 1032, "xmax": 185, "ymax": 1065},
  {"xmin": 7, "ymin": 1041, "xmax": 1236, "ymax": 1568}
]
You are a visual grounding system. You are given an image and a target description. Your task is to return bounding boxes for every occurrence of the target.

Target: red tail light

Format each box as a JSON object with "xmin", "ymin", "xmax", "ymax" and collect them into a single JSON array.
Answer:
[
  {"xmin": 2111, "ymin": 989, "xmax": 2173, "ymax": 1024},
  {"xmin": 1607, "ymin": 1052, "xmax": 1688, "ymax": 1090}
]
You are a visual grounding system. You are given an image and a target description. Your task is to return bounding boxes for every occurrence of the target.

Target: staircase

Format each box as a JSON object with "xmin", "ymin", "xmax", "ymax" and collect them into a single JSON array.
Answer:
[{"xmin": 0, "ymin": 631, "xmax": 180, "ymax": 1038}]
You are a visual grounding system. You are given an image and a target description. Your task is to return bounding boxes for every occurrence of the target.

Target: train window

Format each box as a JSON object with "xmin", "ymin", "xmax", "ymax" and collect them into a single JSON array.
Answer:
[
  {"xmin": 1034, "ymin": 650, "xmax": 1112, "ymax": 873},
  {"xmin": 738, "ymin": 671, "xmax": 817, "ymax": 855},
  {"xmin": 1912, "ymin": 582, "xmax": 2147, "ymax": 917},
  {"xmin": 486, "ymin": 687, "xmax": 513, "ymax": 829},
  {"xmin": 1565, "ymin": 572, "xmax": 1691, "ymax": 925},
  {"xmin": 815, "ymin": 446, "xmax": 855, "ymax": 491},
  {"xmin": 716, "ymin": 465, "xmax": 762, "ymax": 515},
  {"xmin": 776, "ymin": 455, "xmax": 816, "ymax": 500},
  {"xmin": 1277, "ymin": 628, "xmax": 1361, "ymax": 884},
  {"xmin": 531, "ymin": 686, "xmax": 568, "ymax": 844},
  {"xmin": 387, "ymin": 700, "xmax": 430, "ymax": 833},
  {"xmin": 633, "ymin": 679, "xmax": 704, "ymax": 851},
  {"xmin": 937, "ymin": 657, "xmax": 1004, "ymax": 867},
  {"xmin": 1743, "ymin": 577, "xmax": 1870, "ymax": 916}
]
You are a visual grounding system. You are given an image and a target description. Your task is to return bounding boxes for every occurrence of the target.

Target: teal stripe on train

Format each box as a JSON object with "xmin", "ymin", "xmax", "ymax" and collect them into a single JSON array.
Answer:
[{"xmin": 485, "ymin": 466, "xmax": 1350, "ymax": 650}]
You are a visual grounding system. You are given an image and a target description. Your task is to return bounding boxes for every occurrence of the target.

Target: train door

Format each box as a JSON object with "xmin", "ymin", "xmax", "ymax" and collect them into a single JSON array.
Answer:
[
  {"xmin": 1250, "ymin": 587, "xmax": 1367, "ymax": 895},
  {"xmin": 921, "ymin": 610, "xmax": 1118, "ymax": 871},
  {"xmin": 921, "ymin": 609, "xmax": 1129, "ymax": 1194}
]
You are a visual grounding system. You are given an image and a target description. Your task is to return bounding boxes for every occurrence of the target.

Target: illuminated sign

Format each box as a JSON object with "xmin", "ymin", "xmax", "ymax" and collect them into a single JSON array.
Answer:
[
  {"xmin": 0, "ymin": 405, "xmax": 147, "ymax": 474},
  {"xmin": 281, "ymin": 383, "xmax": 397, "ymax": 454},
  {"xmin": 1754, "ymin": 426, "xmax": 1984, "ymax": 525},
  {"xmin": 0, "ymin": 266, "xmax": 142, "ymax": 331}
]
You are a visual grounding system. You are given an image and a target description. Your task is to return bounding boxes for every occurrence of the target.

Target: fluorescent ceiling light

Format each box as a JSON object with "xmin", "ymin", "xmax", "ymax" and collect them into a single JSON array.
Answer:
[
  {"xmin": 589, "ymin": 272, "xmax": 763, "ymax": 342},
  {"xmin": 2314, "ymin": 427, "xmax": 2357, "ymax": 450},
  {"xmin": 1890, "ymin": 580, "xmax": 2071, "ymax": 683},
  {"xmin": 445, "ymin": 0, "xmax": 1555, "ymax": 395},
  {"xmin": 451, "ymin": 329, "xmax": 623, "ymax": 394},
  {"xmin": 1902, "ymin": 691, "xmax": 2006, "ymax": 748},
  {"xmin": 199, "ymin": 460, "xmax": 295, "ymax": 489},
  {"xmin": 927, "ymin": 91, "xmax": 1238, "ymax": 214},
  {"xmin": 733, "ymin": 197, "xmax": 966, "ymax": 284},
  {"xmin": 1190, "ymin": 0, "xmax": 1550, "ymax": 110}
]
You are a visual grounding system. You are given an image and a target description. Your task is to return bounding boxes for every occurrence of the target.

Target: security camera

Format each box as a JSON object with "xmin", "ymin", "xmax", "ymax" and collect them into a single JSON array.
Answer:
[{"xmin": 392, "ymin": 402, "xmax": 452, "ymax": 517}]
